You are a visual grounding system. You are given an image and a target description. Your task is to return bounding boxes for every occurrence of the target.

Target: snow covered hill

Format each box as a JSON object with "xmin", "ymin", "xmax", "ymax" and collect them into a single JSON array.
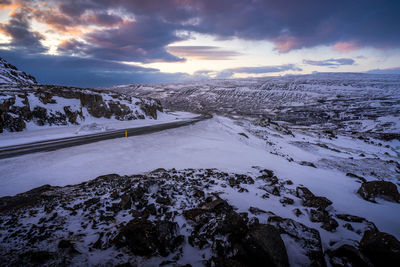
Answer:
[
  {"xmin": 1, "ymin": 58, "xmax": 399, "ymax": 266},
  {"xmin": 0, "ymin": 57, "xmax": 37, "ymax": 85},
  {"xmin": 105, "ymin": 73, "xmax": 400, "ymax": 139},
  {"xmin": 0, "ymin": 58, "xmax": 164, "ymax": 133}
]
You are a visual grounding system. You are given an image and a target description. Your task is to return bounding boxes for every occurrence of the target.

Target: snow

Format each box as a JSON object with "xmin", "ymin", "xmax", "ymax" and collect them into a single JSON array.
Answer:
[{"xmin": 1, "ymin": 115, "xmax": 399, "ymax": 243}]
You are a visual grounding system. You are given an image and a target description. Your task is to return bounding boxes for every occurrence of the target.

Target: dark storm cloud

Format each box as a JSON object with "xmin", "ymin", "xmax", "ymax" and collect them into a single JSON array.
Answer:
[
  {"xmin": 0, "ymin": 7, "xmax": 46, "ymax": 53},
  {"xmin": 58, "ymin": 18, "xmax": 185, "ymax": 63},
  {"xmin": 167, "ymin": 46, "xmax": 242, "ymax": 60},
  {"xmin": 303, "ymin": 58, "xmax": 355, "ymax": 67},
  {"xmin": 50, "ymin": 0, "xmax": 400, "ymax": 52},
  {"xmin": 217, "ymin": 64, "xmax": 302, "ymax": 78},
  {"xmin": 4, "ymin": 0, "xmax": 400, "ymax": 61},
  {"xmin": 0, "ymin": 49, "xmax": 189, "ymax": 87}
]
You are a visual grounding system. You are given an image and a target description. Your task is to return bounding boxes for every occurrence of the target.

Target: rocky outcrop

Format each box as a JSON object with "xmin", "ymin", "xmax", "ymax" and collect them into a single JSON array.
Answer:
[
  {"xmin": 0, "ymin": 86, "xmax": 163, "ymax": 132},
  {"xmin": 0, "ymin": 184, "xmax": 55, "ymax": 212},
  {"xmin": 357, "ymin": 181, "xmax": 400, "ymax": 203}
]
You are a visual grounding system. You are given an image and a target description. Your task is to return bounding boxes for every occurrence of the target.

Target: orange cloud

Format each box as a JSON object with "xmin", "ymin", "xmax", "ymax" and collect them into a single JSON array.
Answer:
[
  {"xmin": 0, "ymin": 2, "xmax": 21, "ymax": 11},
  {"xmin": 273, "ymin": 35, "xmax": 300, "ymax": 53},
  {"xmin": 331, "ymin": 41, "xmax": 361, "ymax": 53}
]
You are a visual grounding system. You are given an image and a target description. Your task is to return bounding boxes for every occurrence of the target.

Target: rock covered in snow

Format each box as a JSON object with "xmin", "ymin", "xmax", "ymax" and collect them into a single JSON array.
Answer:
[
  {"xmin": 1, "ymin": 167, "xmax": 397, "ymax": 266},
  {"xmin": 0, "ymin": 85, "xmax": 163, "ymax": 133},
  {"xmin": 0, "ymin": 57, "xmax": 37, "ymax": 85},
  {"xmin": 357, "ymin": 181, "xmax": 400, "ymax": 203}
]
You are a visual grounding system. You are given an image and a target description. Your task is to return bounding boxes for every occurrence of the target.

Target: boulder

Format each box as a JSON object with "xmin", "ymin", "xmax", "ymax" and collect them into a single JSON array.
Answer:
[
  {"xmin": 357, "ymin": 181, "xmax": 400, "ymax": 203},
  {"xmin": 296, "ymin": 187, "xmax": 332, "ymax": 210},
  {"xmin": 360, "ymin": 230, "xmax": 400, "ymax": 267},
  {"xmin": 268, "ymin": 216, "xmax": 326, "ymax": 266},
  {"xmin": 236, "ymin": 224, "xmax": 289, "ymax": 267}
]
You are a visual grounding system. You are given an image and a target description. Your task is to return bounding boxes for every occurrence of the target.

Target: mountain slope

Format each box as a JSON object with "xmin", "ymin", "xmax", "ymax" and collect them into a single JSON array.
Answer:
[{"xmin": 0, "ymin": 58, "xmax": 37, "ymax": 85}]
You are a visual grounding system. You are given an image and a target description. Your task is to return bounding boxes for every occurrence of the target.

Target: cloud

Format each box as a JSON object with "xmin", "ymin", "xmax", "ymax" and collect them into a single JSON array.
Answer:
[
  {"xmin": 303, "ymin": 58, "xmax": 355, "ymax": 67},
  {"xmin": 331, "ymin": 41, "xmax": 361, "ymax": 53},
  {"xmin": 167, "ymin": 46, "xmax": 242, "ymax": 60},
  {"xmin": 0, "ymin": 49, "xmax": 189, "ymax": 87},
  {"xmin": 58, "ymin": 18, "xmax": 186, "ymax": 63},
  {"xmin": 216, "ymin": 64, "xmax": 302, "ymax": 78},
  {"xmin": 3, "ymin": 0, "xmax": 400, "ymax": 62},
  {"xmin": 0, "ymin": 6, "xmax": 46, "ymax": 53}
]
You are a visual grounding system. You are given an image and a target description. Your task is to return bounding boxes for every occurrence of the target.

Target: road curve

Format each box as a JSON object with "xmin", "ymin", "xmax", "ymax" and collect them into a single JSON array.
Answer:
[{"xmin": 0, "ymin": 114, "xmax": 212, "ymax": 159}]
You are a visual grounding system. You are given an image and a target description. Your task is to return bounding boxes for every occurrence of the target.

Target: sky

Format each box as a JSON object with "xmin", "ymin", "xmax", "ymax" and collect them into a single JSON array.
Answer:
[{"xmin": 0, "ymin": 0, "xmax": 400, "ymax": 87}]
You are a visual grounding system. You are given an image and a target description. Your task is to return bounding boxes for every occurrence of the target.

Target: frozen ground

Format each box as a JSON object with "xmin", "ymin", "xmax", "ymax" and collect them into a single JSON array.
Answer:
[
  {"xmin": 0, "ymin": 116, "xmax": 399, "ymax": 236},
  {"xmin": 0, "ymin": 115, "xmax": 399, "ymax": 266},
  {"xmin": 0, "ymin": 111, "xmax": 195, "ymax": 147}
]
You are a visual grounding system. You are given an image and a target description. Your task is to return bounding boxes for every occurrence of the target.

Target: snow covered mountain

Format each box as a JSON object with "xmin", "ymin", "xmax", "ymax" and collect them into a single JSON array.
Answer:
[
  {"xmin": 105, "ymin": 73, "xmax": 400, "ymax": 139},
  {"xmin": 0, "ymin": 57, "xmax": 37, "ymax": 85},
  {"xmin": 0, "ymin": 59, "xmax": 163, "ymax": 133}
]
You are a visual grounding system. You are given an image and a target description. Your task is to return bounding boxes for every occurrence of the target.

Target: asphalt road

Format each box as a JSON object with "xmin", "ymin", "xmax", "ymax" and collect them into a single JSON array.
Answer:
[{"xmin": 0, "ymin": 114, "xmax": 212, "ymax": 159}]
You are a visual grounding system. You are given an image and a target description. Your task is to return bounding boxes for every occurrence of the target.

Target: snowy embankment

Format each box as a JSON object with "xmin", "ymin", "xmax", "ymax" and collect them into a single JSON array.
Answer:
[{"xmin": 0, "ymin": 111, "xmax": 196, "ymax": 147}]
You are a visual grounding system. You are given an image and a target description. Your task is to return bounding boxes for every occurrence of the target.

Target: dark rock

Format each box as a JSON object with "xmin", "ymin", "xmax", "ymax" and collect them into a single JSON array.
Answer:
[
  {"xmin": 296, "ymin": 186, "xmax": 332, "ymax": 210},
  {"xmin": 84, "ymin": 197, "xmax": 100, "ymax": 207},
  {"xmin": 156, "ymin": 196, "xmax": 171, "ymax": 206},
  {"xmin": 130, "ymin": 186, "xmax": 147, "ymax": 202},
  {"xmin": 272, "ymin": 187, "xmax": 281, "ymax": 196},
  {"xmin": 118, "ymin": 194, "xmax": 131, "ymax": 210},
  {"xmin": 293, "ymin": 208, "xmax": 303, "ymax": 217},
  {"xmin": 238, "ymin": 132, "xmax": 249, "ymax": 138},
  {"xmin": 357, "ymin": 181, "xmax": 400, "ymax": 203},
  {"xmin": 346, "ymin": 173, "xmax": 367, "ymax": 183},
  {"xmin": 146, "ymin": 203, "xmax": 157, "ymax": 215},
  {"xmin": 193, "ymin": 189, "xmax": 205, "ymax": 199},
  {"xmin": 249, "ymin": 206, "xmax": 267, "ymax": 215},
  {"xmin": 92, "ymin": 233, "xmax": 104, "ymax": 249},
  {"xmin": 343, "ymin": 223, "xmax": 354, "ymax": 231},
  {"xmin": 309, "ymin": 209, "xmax": 338, "ymax": 232},
  {"xmin": 217, "ymin": 211, "xmax": 248, "ymax": 242},
  {"xmin": 58, "ymin": 239, "xmax": 80, "ymax": 254},
  {"xmin": 268, "ymin": 216, "xmax": 326, "ymax": 266},
  {"xmin": 236, "ymin": 224, "xmax": 289, "ymax": 267},
  {"xmin": 259, "ymin": 169, "xmax": 274, "ymax": 178},
  {"xmin": 360, "ymin": 230, "xmax": 400, "ymax": 267},
  {"xmin": 336, "ymin": 214, "xmax": 366, "ymax": 223},
  {"xmin": 113, "ymin": 219, "xmax": 182, "ymax": 257},
  {"xmin": 183, "ymin": 208, "xmax": 208, "ymax": 223},
  {"xmin": 299, "ymin": 161, "xmax": 317, "ymax": 168},
  {"xmin": 280, "ymin": 197, "xmax": 294, "ymax": 205},
  {"xmin": 327, "ymin": 244, "xmax": 373, "ymax": 267},
  {"xmin": 20, "ymin": 250, "xmax": 53, "ymax": 264},
  {"xmin": 201, "ymin": 199, "xmax": 233, "ymax": 214}
]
